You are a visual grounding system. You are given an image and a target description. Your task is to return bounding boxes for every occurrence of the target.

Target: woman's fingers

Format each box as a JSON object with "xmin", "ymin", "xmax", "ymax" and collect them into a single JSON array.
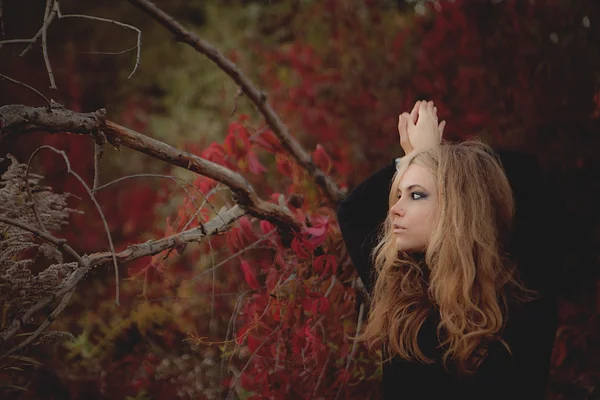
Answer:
[
  {"xmin": 406, "ymin": 111, "xmax": 416, "ymax": 129},
  {"xmin": 410, "ymin": 101, "xmax": 420, "ymax": 123},
  {"xmin": 438, "ymin": 120, "xmax": 446, "ymax": 140},
  {"xmin": 418, "ymin": 100, "xmax": 428, "ymax": 116},
  {"xmin": 398, "ymin": 113, "xmax": 413, "ymax": 153},
  {"xmin": 398, "ymin": 114, "xmax": 406, "ymax": 140}
]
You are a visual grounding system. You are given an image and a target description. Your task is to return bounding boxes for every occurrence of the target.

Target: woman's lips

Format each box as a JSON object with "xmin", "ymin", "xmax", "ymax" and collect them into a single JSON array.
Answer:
[{"xmin": 393, "ymin": 224, "xmax": 406, "ymax": 233}]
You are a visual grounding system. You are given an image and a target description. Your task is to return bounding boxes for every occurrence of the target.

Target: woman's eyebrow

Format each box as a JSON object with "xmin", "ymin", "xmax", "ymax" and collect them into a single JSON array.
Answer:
[{"xmin": 397, "ymin": 184, "xmax": 428, "ymax": 191}]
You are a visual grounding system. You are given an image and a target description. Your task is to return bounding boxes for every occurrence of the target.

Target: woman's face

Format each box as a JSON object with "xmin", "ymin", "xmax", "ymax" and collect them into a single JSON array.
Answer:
[{"xmin": 389, "ymin": 164, "xmax": 439, "ymax": 253}]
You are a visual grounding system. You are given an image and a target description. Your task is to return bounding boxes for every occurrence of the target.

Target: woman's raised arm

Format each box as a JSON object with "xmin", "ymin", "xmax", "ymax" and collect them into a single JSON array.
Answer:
[
  {"xmin": 337, "ymin": 159, "xmax": 397, "ymax": 293},
  {"xmin": 337, "ymin": 100, "xmax": 445, "ymax": 293}
]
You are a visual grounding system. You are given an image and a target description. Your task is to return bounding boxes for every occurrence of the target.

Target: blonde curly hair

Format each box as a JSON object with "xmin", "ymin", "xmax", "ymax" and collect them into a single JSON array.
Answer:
[{"xmin": 358, "ymin": 140, "xmax": 534, "ymax": 375}]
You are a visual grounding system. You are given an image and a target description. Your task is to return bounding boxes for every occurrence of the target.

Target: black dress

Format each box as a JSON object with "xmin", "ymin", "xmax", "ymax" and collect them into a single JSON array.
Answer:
[{"xmin": 336, "ymin": 150, "xmax": 559, "ymax": 400}]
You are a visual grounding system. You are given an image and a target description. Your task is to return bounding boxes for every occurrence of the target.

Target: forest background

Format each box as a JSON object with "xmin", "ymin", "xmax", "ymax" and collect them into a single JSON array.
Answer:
[{"xmin": 0, "ymin": 0, "xmax": 599, "ymax": 399}]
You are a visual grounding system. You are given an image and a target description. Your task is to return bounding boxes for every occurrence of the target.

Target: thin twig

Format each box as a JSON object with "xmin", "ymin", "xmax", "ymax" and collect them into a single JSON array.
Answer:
[
  {"xmin": 1, "ymin": 38, "xmax": 37, "ymax": 45},
  {"xmin": 41, "ymin": 0, "xmax": 57, "ymax": 90},
  {"xmin": 183, "ymin": 230, "xmax": 276, "ymax": 285},
  {"xmin": 226, "ymin": 323, "xmax": 283, "ymax": 399},
  {"xmin": 94, "ymin": 172, "xmax": 210, "ymax": 256},
  {"xmin": 180, "ymin": 184, "xmax": 227, "ymax": 232},
  {"xmin": 79, "ymin": 44, "xmax": 138, "ymax": 56},
  {"xmin": 94, "ymin": 173, "xmax": 198, "ymax": 201},
  {"xmin": 56, "ymin": 5, "xmax": 141, "ymax": 79},
  {"xmin": 29, "ymin": 145, "xmax": 121, "ymax": 305},
  {"xmin": 218, "ymin": 290, "xmax": 251, "ymax": 399},
  {"xmin": 17, "ymin": 2, "xmax": 58, "ymax": 57},
  {"xmin": 334, "ymin": 302, "xmax": 366, "ymax": 400},
  {"xmin": 0, "ymin": 74, "xmax": 50, "ymax": 107},
  {"xmin": 207, "ymin": 238, "xmax": 216, "ymax": 329},
  {"xmin": 229, "ymin": 87, "xmax": 243, "ymax": 117},
  {"xmin": 94, "ymin": 173, "xmax": 225, "ymax": 228},
  {"xmin": 1, "ymin": 0, "xmax": 140, "ymax": 82},
  {"xmin": 324, "ymin": 275, "xmax": 337, "ymax": 298},
  {"xmin": 92, "ymin": 142, "xmax": 102, "ymax": 191},
  {"xmin": 0, "ymin": 215, "xmax": 82, "ymax": 263},
  {"xmin": 312, "ymin": 348, "xmax": 333, "ymax": 399}
]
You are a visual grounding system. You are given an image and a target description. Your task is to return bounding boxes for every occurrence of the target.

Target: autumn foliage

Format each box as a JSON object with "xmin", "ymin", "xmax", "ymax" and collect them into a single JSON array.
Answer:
[{"xmin": 1, "ymin": 0, "xmax": 599, "ymax": 399}]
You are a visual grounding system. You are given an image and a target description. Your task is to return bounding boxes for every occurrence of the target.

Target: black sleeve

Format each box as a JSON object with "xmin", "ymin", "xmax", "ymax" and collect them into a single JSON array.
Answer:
[{"xmin": 336, "ymin": 159, "xmax": 398, "ymax": 293}]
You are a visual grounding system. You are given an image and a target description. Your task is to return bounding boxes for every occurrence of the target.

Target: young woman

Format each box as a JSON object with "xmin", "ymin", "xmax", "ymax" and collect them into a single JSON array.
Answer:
[{"xmin": 337, "ymin": 101, "xmax": 558, "ymax": 399}]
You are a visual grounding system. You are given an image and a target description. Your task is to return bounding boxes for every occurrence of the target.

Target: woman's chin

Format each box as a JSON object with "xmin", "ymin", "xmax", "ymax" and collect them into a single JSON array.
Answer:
[
  {"xmin": 395, "ymin": 238, "xmax": 410, "ymax": 252},
  {"xmin": 396, "ymin": 238, "xmax": 424, "ymax": 254}
]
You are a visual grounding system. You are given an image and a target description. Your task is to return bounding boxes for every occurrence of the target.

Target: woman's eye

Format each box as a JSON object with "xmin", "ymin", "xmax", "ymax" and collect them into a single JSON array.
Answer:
[{"xmin": 396, "ymin": 192, "xmax": 427, "ymax": 200}]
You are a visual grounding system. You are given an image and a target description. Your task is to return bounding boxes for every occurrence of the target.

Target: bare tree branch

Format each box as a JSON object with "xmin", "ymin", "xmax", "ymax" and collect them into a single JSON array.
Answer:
[
  {"xmin": 0, "ymin": 290, "xmax": 74, "ymax": 361},
  {"xmin": 16, "ymin": 1, "xmax": 58, "ymax": 57},
  {"xmin": 55, "ymin": 2, "xmax": 142, "ymax": 79},
  {"xmin": 103, "ymin": 120, "xmax": 300, "ymax": 230},
  {"xmin": 29, "ymin": 145, "xmax": 122, "ymax": 305},
  {"xmin": 0, "ymin": 0, "xmax": 141, "ymax": 81},
  {"xmin": 0, "ymin": 103, "xmax": 105, "ymax": 140},
  {"xmin": 126, "ymin": 0, "xmax": 345, "ymax": 205},
  {"xmin": 0, "ymin": 205, "xmax": 245, "ymax": 350},
  {"xmin": 0, "ymin": 215, "xmax": 82, "ymax": 263},
  {"xmin": 0, "ymin": 104, "xmax": 301, "ymax": 233},
  {"xmin": 41, "ymin": 0, "xmax": 57, "ymax": 90}
]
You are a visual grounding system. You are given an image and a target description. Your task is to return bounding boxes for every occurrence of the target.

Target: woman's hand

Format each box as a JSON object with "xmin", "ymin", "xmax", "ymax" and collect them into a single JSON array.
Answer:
[{"xmin": 398, "ymin": 100, "xmax": 445, "ymax": 155}]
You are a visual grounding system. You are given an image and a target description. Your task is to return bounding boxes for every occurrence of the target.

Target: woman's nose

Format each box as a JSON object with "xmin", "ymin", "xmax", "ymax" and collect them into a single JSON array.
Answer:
[{"xmin": 390, "ymin": 200, "xmax": 405, "ymax": 217}]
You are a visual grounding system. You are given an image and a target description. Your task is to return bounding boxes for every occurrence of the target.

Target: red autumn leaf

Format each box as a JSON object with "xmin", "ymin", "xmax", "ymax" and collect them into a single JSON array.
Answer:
[
  {"xmin": 271, "ymin": 301, "xmax": 282, "ymax": 321},
  {"xmin": 225, "ymin": 226, "xmax": 243, "ymax": 252},
  {"xmin": 291, "ymin": 236, "xmax": 313, "ymax": 259},
  {"xmin": 275, "ymin": 154, "xmax": 294, "ymax": 177},
  {"xmin": 238, "ymin": 216, "xmax": 256, "ymax": 239},
  {"xmin": 304, "ymin": 225, "xmax": 327, "ymax": 236},
  {"xmin": 236, "ymin": 322, "xmax": 254, "ymax": 345},
  {"xmin": 304, "ymin": 320, "xmax": 318, "ymax": 343},
  {"xmin": 312, "ymin": 143, "xmax": 333, "ymax": 174},
  {"xmin": 201, "ymin": 143, "xmax": 227, "ymax": 165},
  {"xmin": 313, "ymin": 255, "xmax": 337, "ymax": 276},
  {"xmin": 265, "ymin": 267, "xmax": 280, "ymax": 291},
  {"xmin": 260, "ymin": 220, "xmax": 276, "ymax": 235},
  {"xmin": 240, "ymin": 371, "xmax": 255, "ymax": 389},
  {"xmin": 240, "ymin": 259, "xmax": 260, "ymax": 289},
  {"xmin": 251, "ymin": 129, "xmax": 282, "ymax": 153},
  {"xmin": 248, "ymin": 334, "xmax": 262, "ymax": 353},
  {"xmin": 313, "ymin": 296, "xmax": 330, "ymax": 314},
  {"xmin": 247, "ymin": 151, "xmax": 268, "ymax": 175}
]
